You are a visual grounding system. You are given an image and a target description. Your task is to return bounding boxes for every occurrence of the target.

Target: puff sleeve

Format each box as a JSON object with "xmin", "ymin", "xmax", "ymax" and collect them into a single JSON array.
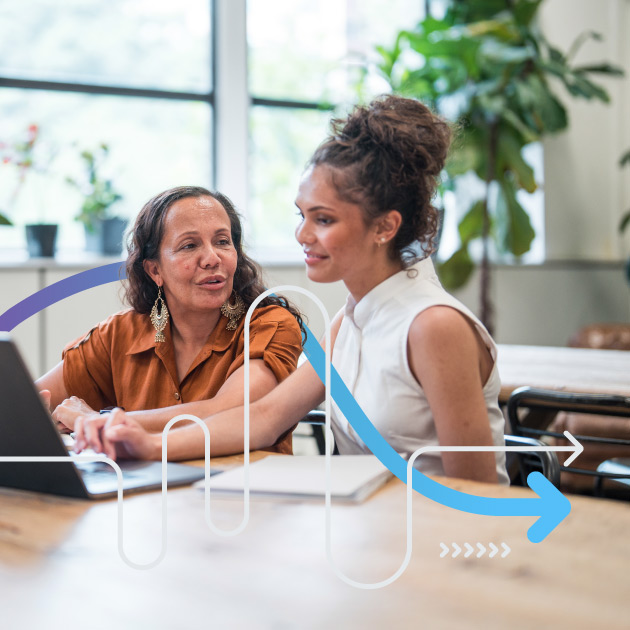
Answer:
[{"xmin": 226, "ymin": 305, "xmax": 303, "ymax": 383}]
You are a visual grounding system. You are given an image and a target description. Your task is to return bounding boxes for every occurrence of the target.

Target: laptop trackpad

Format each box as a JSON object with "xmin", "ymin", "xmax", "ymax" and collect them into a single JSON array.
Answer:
[{"xmin": 76, "ymin": 460, "xmax": 209, "ymax": 497}]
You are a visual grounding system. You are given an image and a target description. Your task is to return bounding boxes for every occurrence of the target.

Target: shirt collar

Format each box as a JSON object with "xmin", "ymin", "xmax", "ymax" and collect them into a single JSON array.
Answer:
[
  {"xmin": 345, "ymin": 257, "xmax": 439, "ymax": 330},
  {"xmin": 126, "ymin": 313, "xmax": 237, "ymax": 356}
]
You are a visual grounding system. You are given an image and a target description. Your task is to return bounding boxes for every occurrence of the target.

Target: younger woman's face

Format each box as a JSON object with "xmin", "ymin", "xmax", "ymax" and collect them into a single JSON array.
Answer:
[{"xmin": 294, "ymin": 165, "xmax": 381, "ymax": 288}]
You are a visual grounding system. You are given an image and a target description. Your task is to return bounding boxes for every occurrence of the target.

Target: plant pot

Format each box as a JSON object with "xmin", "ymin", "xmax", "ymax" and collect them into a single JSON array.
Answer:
[
  {"xmin": 25, "ymin": 224, "xmax": 58, "ymax": 257},
  {"xmin": 102, "ymin": 216, "xmax": 127, "ymax": 255},
  {"xmin": 83, "ymin": 217, "xmax": 127, "ymax": 255}
]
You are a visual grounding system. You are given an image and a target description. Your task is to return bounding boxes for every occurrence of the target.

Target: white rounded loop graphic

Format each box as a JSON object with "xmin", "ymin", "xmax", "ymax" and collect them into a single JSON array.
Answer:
[
  {"xmin": 248, "ymin": 286, "xmax": 412, "ymax": 590},
  {"xmin": 1, "ymin": 285, "xmax": 416, "ymax": 585}
]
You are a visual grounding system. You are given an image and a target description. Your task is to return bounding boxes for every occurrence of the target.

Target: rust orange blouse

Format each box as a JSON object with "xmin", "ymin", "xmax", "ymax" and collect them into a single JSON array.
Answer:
[{"xmin": 62, "ymin": 304, "xmax": 303, "ymax": 454}]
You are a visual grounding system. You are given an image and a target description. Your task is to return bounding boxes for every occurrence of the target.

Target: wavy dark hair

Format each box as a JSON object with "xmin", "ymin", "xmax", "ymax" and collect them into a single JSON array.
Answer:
[
  {"xmin": 124, "ymin": 186, "xmax": 305, "ymax": 336},
  {"xmin": 308, "ymin": 94, "xmax": 451, "ymax": 265}
]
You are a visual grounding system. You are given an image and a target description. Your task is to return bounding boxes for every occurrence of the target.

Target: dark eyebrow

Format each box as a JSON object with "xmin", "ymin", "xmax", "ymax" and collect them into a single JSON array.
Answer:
[{"xmin": 294, "ymin": 201, "xmax": 335, "ymax": 213}]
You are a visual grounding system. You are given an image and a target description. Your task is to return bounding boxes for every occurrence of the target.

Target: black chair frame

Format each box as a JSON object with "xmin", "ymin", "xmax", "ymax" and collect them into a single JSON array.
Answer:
[{"xmin": 507, "ymin": 386, "xmax": 630, "ymax": 492}]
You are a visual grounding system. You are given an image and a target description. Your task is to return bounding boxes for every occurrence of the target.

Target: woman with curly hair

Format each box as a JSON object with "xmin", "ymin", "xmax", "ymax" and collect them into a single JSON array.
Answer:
[
  {"xmin": 73, "ymin": 96, "xmax": 509, "ymax": 483},
  {"xmin": 36, "ymin": 186, "xmax": 305, "ymax": 454}
]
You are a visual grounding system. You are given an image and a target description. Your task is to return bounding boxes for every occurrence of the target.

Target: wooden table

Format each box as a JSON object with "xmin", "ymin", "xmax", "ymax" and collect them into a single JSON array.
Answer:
[
  {"xmin": 0, "ymin": 455, "xmax": 629, "ymax": 629},
  {"xmin": 497, "ymin": 344, "xmax": 630, "ymax": 403}
]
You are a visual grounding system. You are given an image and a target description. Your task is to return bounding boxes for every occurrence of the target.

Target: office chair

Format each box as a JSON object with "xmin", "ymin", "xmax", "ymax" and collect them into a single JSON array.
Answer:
[
  {"xmin": 507, "ymin": 386, "xmax": 630, "ymax": 496},
  {"xmin": 299, "ymin": 410, "xmax": 338, "ymax": 455},
  {"xmin": 504, "ymin": 434, "xmax": 560, "ymax": 486}
]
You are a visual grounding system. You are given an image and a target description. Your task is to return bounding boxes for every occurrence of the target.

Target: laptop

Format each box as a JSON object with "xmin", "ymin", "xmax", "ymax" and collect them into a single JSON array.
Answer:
[{"xmin": 0, "ymin": 332, "xmax": 208, "ymax": 499}]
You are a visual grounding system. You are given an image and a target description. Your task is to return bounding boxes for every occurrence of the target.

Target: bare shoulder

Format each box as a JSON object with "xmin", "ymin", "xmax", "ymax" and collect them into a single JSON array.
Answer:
[{"xmin": 408, "ymin": 306, "xmax": 478, "ymax": 355}]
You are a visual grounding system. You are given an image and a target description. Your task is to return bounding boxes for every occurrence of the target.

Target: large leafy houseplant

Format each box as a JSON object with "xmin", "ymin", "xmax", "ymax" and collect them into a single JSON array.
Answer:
[{"xmin": 374, "ymin": 0, "xmax": 622, "ymax": 332}]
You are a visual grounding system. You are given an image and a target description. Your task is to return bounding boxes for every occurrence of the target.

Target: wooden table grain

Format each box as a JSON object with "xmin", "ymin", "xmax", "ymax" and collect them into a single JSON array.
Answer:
[
  {"xmin": 497, "ymin": 344, "xmax": 630, "ymax": 402},
  {"xmin": 0, "ymin": 455, "xmax": 628, "ymax": 629}
]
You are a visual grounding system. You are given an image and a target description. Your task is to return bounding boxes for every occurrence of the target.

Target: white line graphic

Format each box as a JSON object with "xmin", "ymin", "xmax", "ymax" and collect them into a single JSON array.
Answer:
[{"xmin": 0, "ymin": 285, "xmax": 583, "ymax": 585}]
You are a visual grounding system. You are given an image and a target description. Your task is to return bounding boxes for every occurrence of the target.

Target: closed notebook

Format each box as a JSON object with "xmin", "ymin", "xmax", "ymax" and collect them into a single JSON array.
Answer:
[{"xmin": 196, "ymin": 455, "xmax": 392, "ymax": 503}]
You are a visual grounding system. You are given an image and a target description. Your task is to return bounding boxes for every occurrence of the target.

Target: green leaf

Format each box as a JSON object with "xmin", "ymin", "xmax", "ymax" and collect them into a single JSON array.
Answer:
[
  {"xmin": 548, "ymin": 46, "xmax": 565, "ymax": 63},
  {"xmin": 466, "ymin": 19, "xmax": 520, "ymax": 42},
  {"xmin": 513, "ymin": 0, "xmax": 543, "ymax": 27},
  {"xmin": 495, "ymin": 176, "xmax": 536, "ymax": 255},
  {"xmin": 567, "ymin": 71, "xmax": 611, "ymax": 102},
  {"xmin": 496, "ymin": 128, "xmax": 537, "ymax": 193},
  {"xmin": 446, "ymin": 143, "xmax": 482, "ymax": 177},
  {"xmin": 437, "ymin": 245, "xmax": 475, "ymax": 290},
  {"xmin": 0, "ymin": 212, "xmax": 12, "ymax": 226},
  {"xmin": 620, "ymin": 150, "xmax": 630, "ymax": 167},
  {"xmin": 446, "ymin": 126, "xmax": 487, "ymax": 178},
  {"xmin": 573, "ymin": 63, "xmax": 625, "ymax": 77},
  {"xmin": 619, "ymin": 210, "xmax": 630, "ymax": 234},
  {"xmin": 458, "ymin": 200, "xmax": 485, "ymax": 242},
  {"xmin": 501, "ymin": 108, "xmax": 540, "ymax": 143},
  {"xmin": 478, "ymin": 40, "xmax": 533, "ymax": 66}
]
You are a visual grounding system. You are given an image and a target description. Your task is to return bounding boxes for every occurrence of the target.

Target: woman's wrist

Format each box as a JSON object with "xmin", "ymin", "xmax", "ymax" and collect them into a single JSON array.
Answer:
[{"xmin": 150, "ymin": 431, "xmax": 164, "ymax": 460}]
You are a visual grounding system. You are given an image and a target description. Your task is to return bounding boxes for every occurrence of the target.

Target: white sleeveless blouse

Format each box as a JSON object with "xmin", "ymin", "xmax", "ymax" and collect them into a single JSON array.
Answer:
[{"xmin": 331, "ymin": 257, "xmax": 509, "ymax": 485}]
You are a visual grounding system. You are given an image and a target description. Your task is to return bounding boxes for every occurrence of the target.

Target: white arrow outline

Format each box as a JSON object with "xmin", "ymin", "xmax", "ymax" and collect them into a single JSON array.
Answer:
[
  {"xmin": 501, "ymin": 543, "xmax": 511, "ymax": 558},
  {"xmin": 477, "ymin": 543, "xmax": 486, "ymax": 558},
  {"xmin": 488, "ymin": 543, "xmax": 499, "ymax": 558}
]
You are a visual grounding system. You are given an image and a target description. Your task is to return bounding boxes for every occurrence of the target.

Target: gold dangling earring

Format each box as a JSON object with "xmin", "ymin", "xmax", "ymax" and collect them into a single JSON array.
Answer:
[
  {"xmin": 150, "ymin": 286, "xmax": 169, "ymax": 342},
  {"xmin": 221, "ymin": 291, "xmax": 246, "ymax": 331}
]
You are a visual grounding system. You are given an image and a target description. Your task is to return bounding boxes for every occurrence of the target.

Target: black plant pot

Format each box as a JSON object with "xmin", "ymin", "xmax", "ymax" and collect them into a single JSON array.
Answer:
[
  {"xmin": 25, "ymin": 224, "xmax": 58, "ymax": 257},
  {"xmin": 83, "ymin": 217, "xmax": 127, "ymax": 255},
  {"xmin": 102, "ymin": 216, "xmax": 127, "ymax": 255}
]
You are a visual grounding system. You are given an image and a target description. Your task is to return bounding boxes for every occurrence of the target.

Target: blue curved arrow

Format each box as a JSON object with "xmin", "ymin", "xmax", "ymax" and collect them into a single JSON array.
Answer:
[
  {"xmin": 0, "ymin": 261, "xmax": 570, "ymax": 542},
  {"xmin": 302, "ymin": 334, "xmax": 571, "ymax": 543}
]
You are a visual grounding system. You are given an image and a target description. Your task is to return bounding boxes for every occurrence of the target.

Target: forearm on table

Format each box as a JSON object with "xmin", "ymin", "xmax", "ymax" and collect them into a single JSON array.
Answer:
[
  {"xmin": 126, "ymin": 379, "xmax": 277, "ymax": 432},
  {"xmin": 127, "ymin": 397, "xmax": 238, "ymax": 433},
  {"xmin": 147, "ymin": 397, "xmax": 279, "ymax": 460},
  {"xmin": 152, "ymin": 364, "xmax": 326, "ymax": 460}
]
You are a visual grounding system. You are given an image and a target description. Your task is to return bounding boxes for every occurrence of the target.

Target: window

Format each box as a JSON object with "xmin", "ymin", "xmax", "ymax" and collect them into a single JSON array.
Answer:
[
  {"xmin": 246, "ymin": 0, "xmax": 425, "ymax": 258},
  {"xmin": 0, "ymin": 0, "xmax": 213, "ymax": 253}
]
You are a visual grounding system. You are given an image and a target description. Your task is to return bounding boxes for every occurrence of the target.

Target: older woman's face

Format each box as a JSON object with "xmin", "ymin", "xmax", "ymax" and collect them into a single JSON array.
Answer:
[{"xmin": 144, "ymin": 196, "xmax": 238, "ymax": 318}]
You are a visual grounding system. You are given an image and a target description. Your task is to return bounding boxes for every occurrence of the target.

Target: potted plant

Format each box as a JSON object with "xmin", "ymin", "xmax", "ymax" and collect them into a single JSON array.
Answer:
[
  {"xmin": 371, "ymin": 0, "xmax": 623, "ymax": 333},
  {"xmin": 67, "ymin": 144, "xmax": 126, "ymax": 255},
  {"xmin": 0, "ymin": 123, "xmax": 59, "ymax": 257}
]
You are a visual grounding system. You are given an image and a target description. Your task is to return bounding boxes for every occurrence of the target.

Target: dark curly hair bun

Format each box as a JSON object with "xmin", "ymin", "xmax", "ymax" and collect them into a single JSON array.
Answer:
[{"xmin": 309, "ymin": 94, "xmax": 451, "ymax": 263}]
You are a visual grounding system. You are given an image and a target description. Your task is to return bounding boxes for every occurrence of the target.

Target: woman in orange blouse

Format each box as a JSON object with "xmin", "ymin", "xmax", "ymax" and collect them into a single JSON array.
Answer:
[{"xmin": 36, "ymin": 186, "xmax": 304, "ymax": 454}]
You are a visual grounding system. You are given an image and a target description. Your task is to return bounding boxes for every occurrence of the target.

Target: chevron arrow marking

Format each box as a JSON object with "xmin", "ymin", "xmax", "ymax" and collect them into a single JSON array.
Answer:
[{"xmin": 441, "ymin": 542, "xmax": 511, "ymax": 559}]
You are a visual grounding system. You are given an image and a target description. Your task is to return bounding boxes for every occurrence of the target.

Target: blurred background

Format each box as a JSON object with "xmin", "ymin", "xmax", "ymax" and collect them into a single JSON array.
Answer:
[{"xmin": 1, "ymin": 0, "xmax": 629, "ymax": 377}]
